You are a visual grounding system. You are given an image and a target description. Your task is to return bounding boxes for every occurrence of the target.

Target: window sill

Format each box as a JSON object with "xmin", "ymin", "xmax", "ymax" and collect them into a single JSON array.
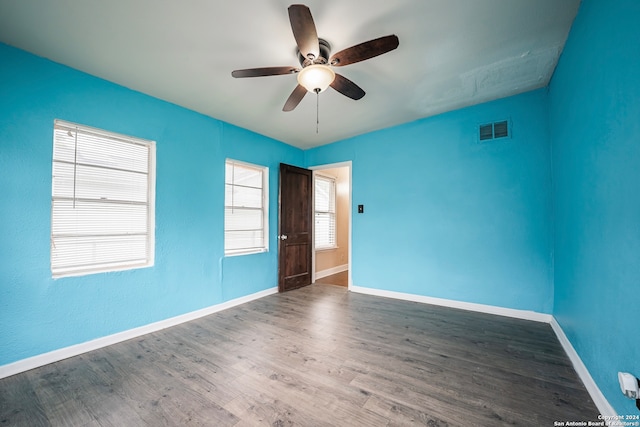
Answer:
[
  {"xmin": 52, "ymin": 261, "xmax": 154, "ymax": 279},
  {"xmin": 225, "ymin": 248, "xmax": 268, "ymax": 257}
]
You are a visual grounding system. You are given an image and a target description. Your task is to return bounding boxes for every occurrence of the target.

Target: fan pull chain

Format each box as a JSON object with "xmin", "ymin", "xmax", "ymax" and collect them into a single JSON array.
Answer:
[{"xmin": 315, "ymin": 88, "xmax": 321, "ymax": 134}]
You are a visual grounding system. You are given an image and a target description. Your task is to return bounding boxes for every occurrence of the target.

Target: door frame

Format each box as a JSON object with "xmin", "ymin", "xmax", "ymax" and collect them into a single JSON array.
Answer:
[{"xmin": 309, "ymin": 161, "xmax": 353, "ymax": 290}]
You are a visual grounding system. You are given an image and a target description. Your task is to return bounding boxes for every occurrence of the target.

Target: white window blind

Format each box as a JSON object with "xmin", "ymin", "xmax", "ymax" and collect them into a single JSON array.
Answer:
[
  {"xmin": 315, "ymin": 174, "xmax": 336, "ymax": 249},
  {"xmin": 225, "ymin": 160, "xmax": 268, "ymax": 255},
  {"xmin": 51, "ymin": 120, "xmax": 155, "ymax": 278}
]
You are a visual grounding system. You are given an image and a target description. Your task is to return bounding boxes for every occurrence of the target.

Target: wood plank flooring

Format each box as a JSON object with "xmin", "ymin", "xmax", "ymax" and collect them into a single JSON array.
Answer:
[
  {"xmin": 314, "ymin": 270, "xmax": 348, "ymax": 287},
  {"xmin": 0, "ymin": 284, "xmax": 600, "ymax": 426}
]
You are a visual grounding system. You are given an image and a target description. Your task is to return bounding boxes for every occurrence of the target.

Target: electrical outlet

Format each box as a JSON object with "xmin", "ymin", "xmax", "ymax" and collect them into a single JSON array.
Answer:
[{"xmin": 618, "ymin": 372, "xmax": 639, "ymax": 399}]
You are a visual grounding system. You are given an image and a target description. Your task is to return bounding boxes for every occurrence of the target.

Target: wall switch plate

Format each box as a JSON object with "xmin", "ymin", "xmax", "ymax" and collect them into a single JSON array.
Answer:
[{"xmin": 358, "ymin": 204, "xmax": 364, "ymax": 213}]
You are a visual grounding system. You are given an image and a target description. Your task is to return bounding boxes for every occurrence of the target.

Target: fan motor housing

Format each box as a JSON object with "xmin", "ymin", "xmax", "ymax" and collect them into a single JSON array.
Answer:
[{"xmin": 298, "ymin": 38, "xmax": 331, "ymax": 67}]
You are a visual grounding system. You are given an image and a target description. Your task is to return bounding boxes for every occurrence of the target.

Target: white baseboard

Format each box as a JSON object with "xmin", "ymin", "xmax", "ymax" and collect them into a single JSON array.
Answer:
[
  {"xmin": 350, "ymin": 285, "xmax": 615, "ymax": 417},
  {"xmin": 315, "ymin": 264, "xmax": 348, "ymax": 280},
  {"xmin": 0, "ymin": 287, "xmax": 278, "ymax": 380},
  {"xmin": 350, "ymin": 286, "xmax": 552, "ymax": 323},
  {"xmin": 550, "ymin": 318, "xmax": 617, "ymax": 418}
]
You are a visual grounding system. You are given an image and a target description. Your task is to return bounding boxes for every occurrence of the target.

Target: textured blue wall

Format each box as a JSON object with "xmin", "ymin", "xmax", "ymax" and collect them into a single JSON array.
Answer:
[
  {"xmin": 307, "ymin": 89, "xmax": 554, "ymax": 313},
  {"xmin": 549, "ymin": 0, "xmax": 640, "ymax": 414},
  {"xmin": 0, "ymin": 43, "xmax": 303, "ymax": 366}
]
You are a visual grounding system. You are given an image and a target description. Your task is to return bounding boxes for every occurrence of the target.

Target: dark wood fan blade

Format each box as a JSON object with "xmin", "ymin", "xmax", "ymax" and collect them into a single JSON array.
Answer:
[
  {"xmin": 329, "ymin": 35, "xmax": 399, "ymax": 67},
  {"xmin": 330, "ymin": 73, "xmax": 365, "ymax": 100},
  {"xmin": 288, "ymin": 4, "xmax": 319, "ymax": 60},
  {"xmin": 283, "ymin": 84, "xmax": 308, "ymax": 111},
  {"xmin": 232, "ymin": 67, "xmax": 299, "ymax": 78}
]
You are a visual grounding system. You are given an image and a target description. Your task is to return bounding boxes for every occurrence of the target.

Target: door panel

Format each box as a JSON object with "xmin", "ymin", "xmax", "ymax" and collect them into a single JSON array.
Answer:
[{"xmin": 278, "ymin": 163, "xmax": 312, "ymax": 292}]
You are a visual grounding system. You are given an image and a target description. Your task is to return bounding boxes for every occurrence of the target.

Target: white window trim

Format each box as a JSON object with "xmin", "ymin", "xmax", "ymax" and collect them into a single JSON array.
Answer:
[
  {"xmin": 224, "ymin": 159, "xmax": 269, "ymax": 257},
  {"xmin": 314, "ymin": 173, "xmax": 337, "ymax": 251},
  {"xmin": 51, "ymin": 120, "xmax": 156, "ymax": 278}
]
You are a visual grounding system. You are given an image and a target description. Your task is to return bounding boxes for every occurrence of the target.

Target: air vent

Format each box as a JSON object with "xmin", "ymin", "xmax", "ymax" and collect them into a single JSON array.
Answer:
[
  {"xmin": 494, "ymin": 121, "xmax": 509, "ymax": 138},
  {"xmin": 478, "ymin": 120, "xmax": 510, "ymax": 142},
  {"xmin": 479, "ymin": 124, "xmax": 494, "ymax": 141}
]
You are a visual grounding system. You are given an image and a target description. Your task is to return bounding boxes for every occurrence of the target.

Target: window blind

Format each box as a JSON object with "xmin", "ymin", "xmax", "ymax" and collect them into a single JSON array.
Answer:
[
  {"xmin": 225, "ymin": 160, "xmax": 268, "ymax": 255},
  {"xmin": 315, "ymin": 174, "xmax": 336, "ymax": 249},
  {"xmin": 51, "ymin": 120, "xmax": 155, "ymax": 278}
]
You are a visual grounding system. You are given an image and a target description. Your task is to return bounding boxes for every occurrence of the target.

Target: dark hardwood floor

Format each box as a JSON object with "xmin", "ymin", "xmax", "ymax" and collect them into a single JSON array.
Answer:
[{"xmin": 0, "ymin": 284, "xmax": 600, "ymax": 426}]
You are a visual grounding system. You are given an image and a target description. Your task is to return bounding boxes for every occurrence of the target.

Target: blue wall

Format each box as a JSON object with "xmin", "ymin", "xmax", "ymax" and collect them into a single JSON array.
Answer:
[
  {"xmin": 306, "ymin": 89, "xmax": 554, "ymax": 313},
  {"xmin": 549, "ymin": 0, "xmax": 640, "ymax": 414},
  {"xmin": 0, "ymin": 43, "xmax": 303, "ymax": 366}
]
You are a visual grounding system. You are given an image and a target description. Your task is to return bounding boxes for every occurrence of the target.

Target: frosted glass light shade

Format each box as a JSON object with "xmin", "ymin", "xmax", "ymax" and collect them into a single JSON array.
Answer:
[{"xmin": 297, "ymin": 64, "xmax": 335, "ymax": 93}]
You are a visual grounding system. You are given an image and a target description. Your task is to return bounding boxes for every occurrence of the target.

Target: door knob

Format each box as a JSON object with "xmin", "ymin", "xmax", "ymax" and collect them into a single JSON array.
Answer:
[{"xmin": 278, "ymin": 235, "xmax": 288, "ymax": 240}]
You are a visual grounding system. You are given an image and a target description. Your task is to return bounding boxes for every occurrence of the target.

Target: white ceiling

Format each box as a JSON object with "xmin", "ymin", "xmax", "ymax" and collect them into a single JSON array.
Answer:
[{"xmin": 0, "ymin": 0, "xmax": 580, "ymax": 149}]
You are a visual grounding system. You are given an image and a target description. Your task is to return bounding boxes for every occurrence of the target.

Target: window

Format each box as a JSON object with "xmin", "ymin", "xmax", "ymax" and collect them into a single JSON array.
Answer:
[
  {"xmin": 225, "ymin": 160, "xmax": 268, "ymax": 255},
  {"xmin": 314, "ymin": 174, "xmax": 336, "ymax": 249},
  {"xmin": 51, "ymin": 120, "xmax": 155, "ymax": 278}
]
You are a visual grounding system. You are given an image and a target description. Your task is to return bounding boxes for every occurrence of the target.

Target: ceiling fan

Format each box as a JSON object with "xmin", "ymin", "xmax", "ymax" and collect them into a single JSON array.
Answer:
[{"xmin": 231, "ymin": 4, "xmax": 399, "ymax": 112}]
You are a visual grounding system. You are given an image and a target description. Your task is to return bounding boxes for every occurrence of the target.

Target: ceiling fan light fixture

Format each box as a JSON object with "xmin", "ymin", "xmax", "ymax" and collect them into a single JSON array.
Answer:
[
  {"xmin": 297, "ymin": 64, "xmax": 335, "ymax": 93},
  {"xmin": 231, "ymin": 5, "xmax": 399, "ymax": 112}
]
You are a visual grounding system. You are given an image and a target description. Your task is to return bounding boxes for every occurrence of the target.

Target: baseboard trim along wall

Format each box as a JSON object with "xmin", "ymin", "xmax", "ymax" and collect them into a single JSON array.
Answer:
[
  {"xmin": 350, "ymin": 285, "xmax": 552, "ymax": 323},
  {"xmin": 0, "ymin": 287, "xmax": 278, "ymax": 380},
  {"xmin": 315, "ymin": 263, "xmax": 348, "ymax": 280},
  {"xmin": 549, "ymin": 318, "xmax": 617, "ymax": 418},
  {"xmin": 351, "ymin": 285, "xmax": 615, "ymax": 417}
]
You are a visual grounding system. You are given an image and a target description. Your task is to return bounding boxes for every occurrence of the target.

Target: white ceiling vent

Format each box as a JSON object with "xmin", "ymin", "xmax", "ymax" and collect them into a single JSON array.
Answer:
[{"xmin": 479, "ymin": 120, "xmax": 510, "ymax": 142}]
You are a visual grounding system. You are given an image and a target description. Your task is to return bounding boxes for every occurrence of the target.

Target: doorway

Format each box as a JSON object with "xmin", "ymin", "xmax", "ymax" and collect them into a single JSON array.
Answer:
[{"xmin": 310, "ymin": 162, "xmax": 352, "ymax": 289}]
